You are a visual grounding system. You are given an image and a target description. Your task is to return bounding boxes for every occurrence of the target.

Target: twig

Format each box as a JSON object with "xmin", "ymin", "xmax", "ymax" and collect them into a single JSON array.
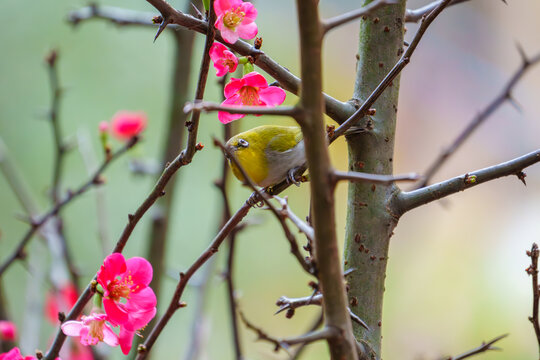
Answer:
[
  {"xmin": 68, "ymin": 5, "xmax": 160, "ymax": 27},
  {"xmin": 214, "ymin": 139, "xmax": 314, "ymax": 275},
  {"xmin": 414, "ymin": 50, "xmax": 540, "ymax": 189},
  {"xmin": 183, "ymin": 101, "xmax": 300, "ymax": 118},
  {"xmin": 0, "ymin": 137, "xmax": 138, "ymax": 278},
  {"xmin": 331, "ymin": 0, "xmax": 453, "ymax": 140},
  {"xmin": 45, "ymin": 50, "xmax": 81, "ymax": 292},
  {"xmin": 322, "ymin": 0, "xmax": 398, "ymax": 33},
  {"xmin": 275, "ymin": 294, "xmax": 369, "ymax": 330},
  {"xmin": 527, "ymin": 243, "xmax": 540, "ymax": 355},
  {"xmin": 239, "ymin": 311, "xmax": 339, "ymax": 353},
  {"xmin": 394, "ymin": 149, "xmax": 540, "ymax": 214},
  {"xmin": 332, "ymin": 170, "xmax": 419, "ymax": 185},
  {"xmin": 405, "ymin": 0, "xmax": 470, "ymax": 23},
  {"xmin": 274, "ymin": 196, "xmax": 314, "ymax": 241},
  {"xmin": 443, "ymin": 334, "xmax": 508, "ymax": 360}
]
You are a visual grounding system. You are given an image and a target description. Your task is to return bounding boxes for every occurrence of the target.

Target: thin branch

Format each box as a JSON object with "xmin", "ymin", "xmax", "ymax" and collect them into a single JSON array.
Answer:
[
  {"xmin": 527, "ymin": 243, "xmax": 540, "ymax": 355},
  {"xmin": 68, "ymin": 5, "xmax": 160, "ymax": 27},
  {"xmin": 144, "ymin": 0, "xmax": 356, "ymax": 123},
  {"xmin": 0, "ymin": 138, "xmax": 138, "ymax": 278},
  {"xmin": 414, "ymin": 50, "xmax": 540, "ymax": 189},
  {"xmin": 332, "ymin": 170, "xmax": 419, "ymax": 185},
  {"xmin": 275, "ymin": 294, "xmax": 369, "ymax": 330},
  {"xmin": 395, "ymin": 149, "xmax": 540, "ymax": 214},
  {"xmin": 322, "ymin": 0, "xmax": 397, "ymax": 33},
  {"xmin": 405, "ymin": 0, "xmax": 469, "ymax": 23},
  {"xmin": 214, "ymin": 139, "xmax": 314, "ymax": 275},
  {"xmin": 239, "ymin": 311, "xmax": 339, "ymax": 352},
  {"xmin": 444, "ymin": 334, "xmax": 508, "ymax": 360},
  {"xmin": 331, "ymin": 0, "xmax": 452, "ymax": 139},
  {"xmin": 184, "ymin": 101, "xmax": 300, "ymax": 118},
  {"xmin": 274, "ymin": 196, "xmax": 314, "ymax": 242}
]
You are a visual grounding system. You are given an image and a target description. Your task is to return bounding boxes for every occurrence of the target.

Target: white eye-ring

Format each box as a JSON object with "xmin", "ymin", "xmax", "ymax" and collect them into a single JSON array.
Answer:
[{"xmin": 237, "ymin": 139, "xmax": 249, "ymax": 148}]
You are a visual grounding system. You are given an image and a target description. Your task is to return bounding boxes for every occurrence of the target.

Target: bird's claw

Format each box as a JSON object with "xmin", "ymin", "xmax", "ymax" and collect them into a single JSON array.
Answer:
[{"xmin": 287, "ymin": 167, "xmax": 301, "ymax": 187}]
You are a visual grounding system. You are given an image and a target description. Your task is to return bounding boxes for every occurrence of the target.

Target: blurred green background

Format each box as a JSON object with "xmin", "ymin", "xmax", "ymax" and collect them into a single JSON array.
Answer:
[{"xmin": 1, "ymin": 0, "xmax": 540, "ymax": 359}]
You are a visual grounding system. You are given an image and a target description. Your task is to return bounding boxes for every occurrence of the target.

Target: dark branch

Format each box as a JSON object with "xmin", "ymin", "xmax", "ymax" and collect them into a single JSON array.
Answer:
[
  {"xmin": 414, "ymin": 50, "xmax": 540, "ymax": 189},
  {"xmin": 68, "ymin": 5, "xmax": 159, "ymax": 27},
  {"xmin": 444, "ymin": 334, "xmax": 508, "ymax": 360},
  {"xmin": 527, "ymin": 243, "xmax": 540, "ymax": 355},
  {"xmin": 395, "ymin": 149, "xmax": 540, "ymax": 214},
  {"xmin": 405, "ymin": 0, "xmax": 470, "ymax": 23},
  {"xmin": 184, "ymin": 101, "xmax": 301, "ymax": 118},
  {"xmin": 332, "ymin": 170, "xmax": 419, "ymax": 185},
  {"xmin": 322, "ymin": 0, "xmax": 397, "ymax": 33}
]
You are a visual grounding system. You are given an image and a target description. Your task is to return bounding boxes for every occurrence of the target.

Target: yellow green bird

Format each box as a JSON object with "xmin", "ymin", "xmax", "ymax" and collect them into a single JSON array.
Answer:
[{"xmin": 225, "ymin": 125, "xmax": 305, "ymax": 187}]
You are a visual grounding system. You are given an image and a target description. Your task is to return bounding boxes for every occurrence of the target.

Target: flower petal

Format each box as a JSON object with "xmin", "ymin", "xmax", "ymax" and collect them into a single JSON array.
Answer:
[
  {"xmin": 61, "ymin": 321, "xmax": 84, "ymax": 337},
  {"xmin": 258, "ymin": 86, "xmax": 286, "ymax": 107},
  {"xmin": 103, "ymin": 299, "xmax": 129, "ymax": 326},
  {"xmin": 125, "ymin": 257, "xmax": 153, "ymax": 287},
  {"xmin": 236, "ymin": 22, "xmax": 258, "ymax": 40},
  {"xmin": 102, "ymin": 324, "xmax": 120, "ymax": 347},
  {"xmin": 118, "ymin": 328, "xmax": 135, "ymax": 355},
  {"xmin": 220, "ymin": 27, "xmax": 240, "ymax": 44},
  {"xmin": 127, "ymin": 287, "xmax": 157, "ymax": 311},
  {"xmin": 242, "ymin": 72, "xmax": 268, "ymax": 88},
  {"xmin": 239, "ymin": 2, "xmax": 257, "ymax": 23}
]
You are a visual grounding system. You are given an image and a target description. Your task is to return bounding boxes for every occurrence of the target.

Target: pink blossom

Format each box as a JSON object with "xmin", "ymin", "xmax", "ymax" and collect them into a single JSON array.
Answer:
[
  {"xmin": 209, "ymin": 42, "xmax": 238, "ymax": 76},
  {"xmin": 218, "ymin": 72, "xmax": 286, "ymax": 124},
  {"xmin": 110, "ymin": 111, "xmax": 147, "ymax": 140},
  {"xmin": 0, "ymin": 347, "xmax": 36, "ymax": 360},
  {"xmin": 61, "ymin": 313, "xmax": 119, "ymax": 347},
  {"xmin": 45, "ymin": 283, "xmax": 78, "ymax": 324},
  {"xmin": 214, "ymin": 0, "xmax": 258, "ymax": 44},
  {"xmin": 97, "ymin": 254, "xmax": 156, "ymax": 331},
  {"xmin": 0, "ymin": 321, "xmax": 16, "ymax": 341}
]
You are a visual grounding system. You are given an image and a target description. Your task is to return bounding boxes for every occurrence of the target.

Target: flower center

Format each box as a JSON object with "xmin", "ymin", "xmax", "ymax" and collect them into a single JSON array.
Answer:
[
  {"xmin": 108, "ymin": 276, "xmax": 133, "ymax": 301},
  {"xmin": 223, "ymin": 8, "xmax": 245, "ymax": 30},
  {"xmin": 239, "ymin": 86, "xmax": 259, "ymax": 106},
  {"xmin": 221, "ymin": 58, "xmax": 235, "ymax": 69},
  {"xmin": 88, "ymin": 319, "xmax": 105, "ymax": 342}
]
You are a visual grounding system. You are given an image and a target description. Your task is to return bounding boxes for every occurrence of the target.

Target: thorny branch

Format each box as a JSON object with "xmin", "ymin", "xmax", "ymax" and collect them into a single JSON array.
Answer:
[
  {"xmin": 395, "ymin": 149, "xmax": 540, "ymax": 214},
  {"xmin": 322, "ymin": 0, "xmax": 397, "ymax": 33},
  {"xmin": 0, "ymin": 137, "xmax": 138, "ymax": 278},
  {"xmin": 184, "ymin": 101, "xmax": 300, "ymax": 118},
  {"xmin": 405, "ymin": 0, "xmax": 470, "ymax": 23},
  {"xmin": 527, "ymin": 243, "xmax": 540, "ymax": 356},
  {"xmin": 415, "ymin": 50, "xmax": 540, "ymax": 189},
  {"xmin": 239, "ymin": 311, "xmax": 340, "ymax": 353},
  {"xmin": 332, "ymin": 170, "xmax": 419, "ymax": 185},
  {"xmin": 443, "ymin": 334, "xmax": 508, "ymax": 360}
]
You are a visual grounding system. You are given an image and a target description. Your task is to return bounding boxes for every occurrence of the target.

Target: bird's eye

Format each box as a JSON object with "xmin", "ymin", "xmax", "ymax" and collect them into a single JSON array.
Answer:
[{"xmin": 237, "ymin": 139, "xmax": 249, "ymax": 148}]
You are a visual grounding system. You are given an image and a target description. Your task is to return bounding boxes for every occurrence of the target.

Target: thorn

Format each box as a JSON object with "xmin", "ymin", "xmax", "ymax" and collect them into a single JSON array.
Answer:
[
  {"xmin": 516, "ymin": 171, "xmax": 527, "ymax": 186},
  {"xmin": 506, "ymin": 94, "xmax": 523, "ymax": 113},
  {"xmin": 191, "ymin": 3, "xmax": 204, "ymax": 19},
  {"xmin": 153, "ymin": 18, "xmax": 171, "ymax": 43},
  {"xmin": 516, "ymin": 42, "xmax": 530, "ymax": 66}
]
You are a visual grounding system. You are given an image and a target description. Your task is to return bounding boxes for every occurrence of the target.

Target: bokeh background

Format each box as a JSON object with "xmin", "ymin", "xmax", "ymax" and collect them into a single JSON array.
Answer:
[{"xmin": 1, "ymin": 0, "xmax": 540, "ymax": 359}]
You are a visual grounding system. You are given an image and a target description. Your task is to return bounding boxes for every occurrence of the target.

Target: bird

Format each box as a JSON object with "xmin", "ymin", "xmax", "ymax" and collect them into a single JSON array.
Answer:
[{"xmin": 225, "ymin": 125, "xmax": 305, "ymax": 187}]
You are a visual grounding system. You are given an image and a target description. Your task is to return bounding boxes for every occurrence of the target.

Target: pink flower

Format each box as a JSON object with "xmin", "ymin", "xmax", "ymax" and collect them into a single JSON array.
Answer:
[
  {"xmin": 214, "ymin": 0, "xmax": 258, "ymax": 44},
  {"xmin": 218, "ymin": 72, "xmax": 286, "ymax": 124},
  {"xmin": 45, "ymin": 283, "xmax": 78, "ymax": 324},
  {"xmin": 0, "ymin": 321, "xmax": 16, "ymax": 341},
  {"xmin": 97, "ymin": 254, "xmax": 156, "ymax": 331},
  {"xmin": 110, "ymin": 111, "xmax": 147, "ymax": 140},
  {"xmin": 209, "ymin": 42, "xmax": 238, "ymax": 76},
  {"xmin": 61, "ymin": 313, "xmax": 119, "ymax": 347},
  {"xmin": 0, "ymin": 347, "xmax": 36, "ymax": 360}
]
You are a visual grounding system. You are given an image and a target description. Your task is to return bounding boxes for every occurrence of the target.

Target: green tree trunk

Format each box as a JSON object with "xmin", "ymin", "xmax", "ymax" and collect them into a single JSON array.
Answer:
[{"xmin": 343, "ymin": 1, "xmax": 406, "ymax": 357}]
